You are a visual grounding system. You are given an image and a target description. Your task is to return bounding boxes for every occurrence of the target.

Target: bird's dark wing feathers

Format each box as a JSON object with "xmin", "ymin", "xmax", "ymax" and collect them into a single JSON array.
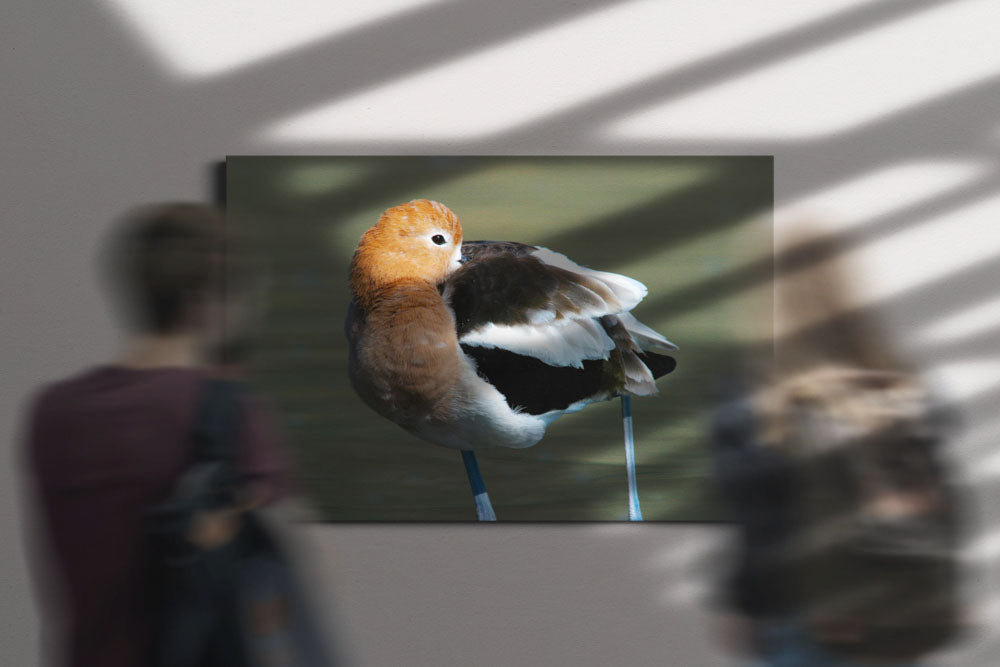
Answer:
[
  {"xmin": 443, "ymin": 240, "xmax": 618, "ymax": 337},
  {"xmin": 460, "ymin": 344, "xmax": 617, "ymax": 415},
  {"xmin": 445, "ymin": 241, "xmax": 676, "ymax": 410}
]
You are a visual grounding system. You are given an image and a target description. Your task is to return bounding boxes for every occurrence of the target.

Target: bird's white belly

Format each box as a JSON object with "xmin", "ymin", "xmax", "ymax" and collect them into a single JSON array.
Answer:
[{"xmin": 408, "ymin": 360, "xmax": 547, "ymax": 451}]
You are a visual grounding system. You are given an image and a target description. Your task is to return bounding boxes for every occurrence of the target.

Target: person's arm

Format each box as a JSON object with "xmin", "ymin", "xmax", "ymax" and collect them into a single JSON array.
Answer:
[
  {"xmin": 234, "ymin": 392, "xmax": 292, "ymax": 502},
  {"xmin": 710, "ymin": 390, "xmax": 797, "ymax": 619},
  {"xmin": 186, "ymin": 391, "xmax": 290, "ymax": 549}
]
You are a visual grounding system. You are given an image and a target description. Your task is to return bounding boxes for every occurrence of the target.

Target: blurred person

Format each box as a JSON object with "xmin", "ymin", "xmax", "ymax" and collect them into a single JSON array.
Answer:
[
  {"xmin": 22, "ymin": 203, "xmax": 291, "ymax": 666},
  {"xmin": 710, "ymin": 227, "xmax": 966, "ymax": 666}
]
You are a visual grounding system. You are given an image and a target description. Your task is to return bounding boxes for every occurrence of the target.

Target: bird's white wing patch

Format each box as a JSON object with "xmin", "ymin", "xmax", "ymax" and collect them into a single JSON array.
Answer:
[
  {"xmin": 452, "ymin": 244, "xmax": 668, "ymax": 369},
  {"xmin": 460, "ymin": 317, "xmax": 615, "ymax": 368},
  {"xmin": 524, "ymin": 308, "xmax": 557, "ymax": 324},
  {"xmin": 531, "ymin": 247, "xmax": 648, "ymax": 312}
]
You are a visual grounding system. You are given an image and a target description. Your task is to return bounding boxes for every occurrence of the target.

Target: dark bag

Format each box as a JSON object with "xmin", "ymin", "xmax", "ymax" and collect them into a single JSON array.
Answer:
[
  {"xmin": 146, "ymin": 379, "xmax": 336, "ymax": 667},
  {"xmin": 779, "ymin": 368, "xmax": 966, "ymax": 662}
]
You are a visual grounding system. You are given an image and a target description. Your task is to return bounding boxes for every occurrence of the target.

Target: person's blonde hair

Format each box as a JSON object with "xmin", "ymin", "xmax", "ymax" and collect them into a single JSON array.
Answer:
[{"xmin": 756, "ymin": 226, "xmax": 920, "ymax": 449}]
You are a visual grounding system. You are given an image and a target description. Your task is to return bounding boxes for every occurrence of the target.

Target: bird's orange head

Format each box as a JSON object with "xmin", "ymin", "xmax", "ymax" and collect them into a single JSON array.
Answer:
[{"xmin": 350, "ymin": 199, "xmax": 464, "ymax": 307}]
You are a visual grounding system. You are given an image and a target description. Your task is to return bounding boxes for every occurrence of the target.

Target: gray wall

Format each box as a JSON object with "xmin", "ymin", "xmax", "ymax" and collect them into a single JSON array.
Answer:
[{"xmin": 4, "ymin": 2, "xmax": 998, "ymax": 665}]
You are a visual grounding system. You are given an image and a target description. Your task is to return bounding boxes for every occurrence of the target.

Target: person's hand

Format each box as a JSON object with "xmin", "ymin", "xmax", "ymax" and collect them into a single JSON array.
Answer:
[
  {"xmin": 186, "ymin": 481, "xmax": 269, "ymax": 549},
  {"xmin": 187, "ymin": 506, "xmax": 241, "ymax": 549}
]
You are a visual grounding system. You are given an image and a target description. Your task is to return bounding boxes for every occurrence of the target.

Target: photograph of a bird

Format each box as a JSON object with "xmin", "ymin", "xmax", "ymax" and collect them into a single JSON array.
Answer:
[{"xmin": 346, "ymin": 199, "xmax": 677, "ymax": 520}]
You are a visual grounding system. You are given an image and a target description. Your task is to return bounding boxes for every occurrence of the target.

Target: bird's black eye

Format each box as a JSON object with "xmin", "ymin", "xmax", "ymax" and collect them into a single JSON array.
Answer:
[{"xmin": 431, "ymin": 234, "xmax": 447, "ymax": 245}]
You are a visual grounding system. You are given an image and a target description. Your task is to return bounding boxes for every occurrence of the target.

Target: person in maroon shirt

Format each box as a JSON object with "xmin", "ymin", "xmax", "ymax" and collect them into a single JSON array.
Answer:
[{"xmin": 24, "ymin": 203, "xmax": 287, "ymax": 667}]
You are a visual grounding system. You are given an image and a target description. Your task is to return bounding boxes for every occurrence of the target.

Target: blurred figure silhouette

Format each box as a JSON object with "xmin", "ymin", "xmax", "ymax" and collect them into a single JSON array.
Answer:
[
  {"xmin": 22, "ymin": 203, "xmax": 332, "ymax": 666},
  {"xmin": 711, "ymin": 227, "xmax": 966, "ymax": 666}
]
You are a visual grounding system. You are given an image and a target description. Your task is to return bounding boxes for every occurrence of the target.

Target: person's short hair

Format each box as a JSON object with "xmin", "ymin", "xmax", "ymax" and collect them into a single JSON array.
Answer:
[{"xmin": 104, "ymin": 203, "xmax": 226, "ymax": 333}]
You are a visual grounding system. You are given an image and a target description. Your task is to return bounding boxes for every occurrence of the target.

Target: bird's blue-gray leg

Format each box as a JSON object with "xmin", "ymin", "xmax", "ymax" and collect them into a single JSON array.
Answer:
[
  {"xmin": 461, "ymin": 450, "xmax": 497, "ymax": 521},
  {"xmin": 621, "ymin": 395, "xmax": 643, "ymax": 521}
]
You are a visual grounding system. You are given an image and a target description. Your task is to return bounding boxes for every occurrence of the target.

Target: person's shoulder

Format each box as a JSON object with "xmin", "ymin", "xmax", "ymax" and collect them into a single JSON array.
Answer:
[
  {"xmin": 31, "ymin": 365, "xmax": 207, "ymax": 412},
  {"xmin": 22, "ymin": 367, "xmax": 116, "ymax": 461},
  {"xmin": 27, "ymin": 367, "xmax": 106, "ymax": 414}
]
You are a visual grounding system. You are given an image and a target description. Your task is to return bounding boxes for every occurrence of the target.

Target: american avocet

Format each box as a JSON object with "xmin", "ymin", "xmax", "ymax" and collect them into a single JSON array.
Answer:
[{"xmin": 346, "ymin": 199, "xmax": 677, "ymax": 520}]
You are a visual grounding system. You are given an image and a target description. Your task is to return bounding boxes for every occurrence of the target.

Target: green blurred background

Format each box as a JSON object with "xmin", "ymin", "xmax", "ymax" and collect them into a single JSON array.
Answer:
[{"xmin": 226, "ymin": 156, "xmax": 773, "ymax": 521}]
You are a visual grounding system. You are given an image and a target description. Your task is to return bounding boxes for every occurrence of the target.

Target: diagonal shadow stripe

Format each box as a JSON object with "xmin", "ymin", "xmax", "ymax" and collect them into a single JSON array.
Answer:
[
  {"xmin": 916, "ymin": 324, "xmax": 1000, "ymax": 363},
  {"xmin": 231, "ymin": 156, "xmax": 507, "ymax": 222},
  {"xmin": 766, "ymin": 255, "xmax": 1000, "ymax": 368},
  {"xmin": 260, "ymin": 71, "xmax": 1000, "ymax": 179},
  {"xmin": 189, "ymin": 0, "xmax": 631, "ymax": 127},
  {"xmin": 193, "ymin": 0, "xmax": 953, "ymax": 146},
  {"xmin": 526, "ymin": 159, "xmax": 773, "ymax": 268},
  {"xmin": 643, "ymin": 174, "xmax": 1000, "ymax": 323},
  {"xmin": 486, "ymin": 0, "xmax": 957, "ymax": 143}
]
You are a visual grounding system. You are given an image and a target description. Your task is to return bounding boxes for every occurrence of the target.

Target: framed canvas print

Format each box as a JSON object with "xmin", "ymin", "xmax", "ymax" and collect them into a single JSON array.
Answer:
[{"xmin": 225, "ymin": 156, "xmax": 773, "ymax": 521}]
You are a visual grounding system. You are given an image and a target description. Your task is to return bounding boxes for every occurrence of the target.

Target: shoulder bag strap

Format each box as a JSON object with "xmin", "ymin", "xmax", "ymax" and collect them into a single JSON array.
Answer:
[{"xmin": 191, "ymin": 378, "xmax": 243, "ymax": 464}]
